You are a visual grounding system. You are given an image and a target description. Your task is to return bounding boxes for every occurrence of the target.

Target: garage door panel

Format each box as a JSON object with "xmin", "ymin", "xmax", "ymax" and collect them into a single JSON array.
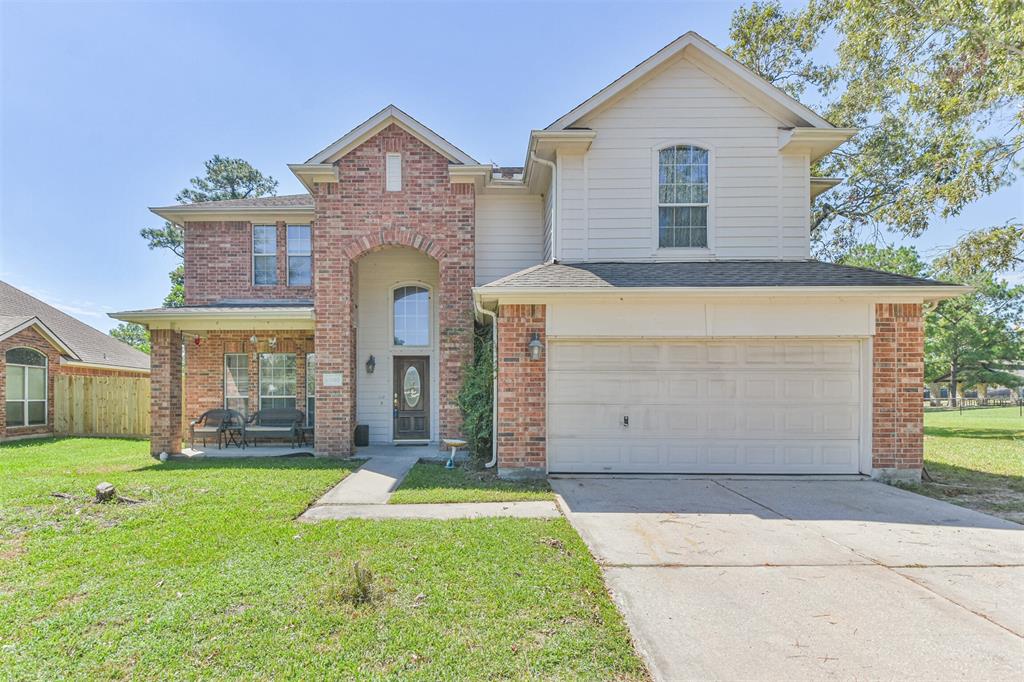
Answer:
[
  {"xmin": 547, "ymin": 338, "xmax": 864, "ymax": 474},
  {"xmin": 547, "ymin": 437, "xmax": 861, "ymax": 473}
]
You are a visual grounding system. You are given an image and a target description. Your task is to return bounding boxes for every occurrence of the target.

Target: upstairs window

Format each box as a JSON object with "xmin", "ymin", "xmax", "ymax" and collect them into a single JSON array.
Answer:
[
  {"xmin": 385, "ymin": 153, "xmax": 402, "ymax": 191},
  {"xmin": 253, "ymin": 225, "xmax": 277, "ymax": 285},
  {"xmin": 658, "ymin": 145, "xmax": 709, "ymax": 249},
  {"xmin": 5, "ymin": 347, "xmax": 46, "ymax": 427},
  {"xmin": 287, "ymin": 224, "xmax": 312, "ymax": 286}
]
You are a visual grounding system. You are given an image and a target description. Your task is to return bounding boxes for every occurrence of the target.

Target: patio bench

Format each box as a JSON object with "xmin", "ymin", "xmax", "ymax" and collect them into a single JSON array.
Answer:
[
  {"xmin": 245, "ymin": 408, "xmax": 305, "ymax": 447},
  {"xmin": 189, "ymin": 409, "xmax": 246, "ymax": 449}
]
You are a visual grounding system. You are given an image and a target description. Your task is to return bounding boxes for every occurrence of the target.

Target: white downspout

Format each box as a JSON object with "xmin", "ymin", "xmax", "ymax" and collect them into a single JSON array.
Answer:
[
  {"xmin": 474, "ymin": 297, "xmax": 499, "ymax": 468},
  {"xmin": 530, "ymin": 152, "xmax": 557, "ymax": 262}
]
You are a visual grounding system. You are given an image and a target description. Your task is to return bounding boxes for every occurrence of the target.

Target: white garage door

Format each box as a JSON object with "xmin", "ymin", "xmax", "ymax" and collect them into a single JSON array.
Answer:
[{"xmin": 547, "ymin": 339, "xmax": 864, "ymax": 474}]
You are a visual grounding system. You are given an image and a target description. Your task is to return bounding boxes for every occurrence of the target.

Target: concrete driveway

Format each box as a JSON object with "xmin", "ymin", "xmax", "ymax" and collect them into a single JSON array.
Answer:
[{"xmin": 552, "ymin": 478, "xmax": 1024, "ymax": 681}]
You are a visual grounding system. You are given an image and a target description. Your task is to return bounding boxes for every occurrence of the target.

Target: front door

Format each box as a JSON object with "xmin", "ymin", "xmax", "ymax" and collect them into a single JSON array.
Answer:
[{"xmin": 393, "ymin": 356, "xmax": 429, "ymax": 440}]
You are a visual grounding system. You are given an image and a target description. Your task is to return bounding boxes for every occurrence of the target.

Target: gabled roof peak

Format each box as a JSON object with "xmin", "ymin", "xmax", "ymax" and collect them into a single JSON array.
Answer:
[
  {"xmin": 305, "ymin": 104, "xmax": 477, "ymax": 165},
  {"xmin": 546, "ymin": 31, "xmax": 834, "ymax": 131}
]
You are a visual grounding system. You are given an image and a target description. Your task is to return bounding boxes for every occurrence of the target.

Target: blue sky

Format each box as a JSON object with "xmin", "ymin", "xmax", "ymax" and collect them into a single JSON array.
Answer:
[{"xmin": 1, "ymin": 1, "xmax": 1020, "ymax": 333}]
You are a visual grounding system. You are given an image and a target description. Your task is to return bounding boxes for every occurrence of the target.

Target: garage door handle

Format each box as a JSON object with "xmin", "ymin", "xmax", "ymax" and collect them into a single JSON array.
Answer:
[{"xmin": 623, "ymin": 415, "xmax": 629, "ymax": 427}]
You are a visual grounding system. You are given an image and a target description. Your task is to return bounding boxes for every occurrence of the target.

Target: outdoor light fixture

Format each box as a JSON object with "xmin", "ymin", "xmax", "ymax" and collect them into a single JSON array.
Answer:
[
  {"xmin": 268, "ymin": 336, "xmax": 278, "ymax": 349},
  {"xmin": 249, "ymin": 334, "xmax": 258, "ymax": 345},
  {"xmin": 366, "ymin": 355, "xmax": 376, "ymax": 374},
  {"xmin": 527, "ymin": 332, "xmax": 543, "ymax": 361}
]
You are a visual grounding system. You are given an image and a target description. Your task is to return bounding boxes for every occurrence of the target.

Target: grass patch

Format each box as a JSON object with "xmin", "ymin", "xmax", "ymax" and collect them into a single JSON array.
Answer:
[
  {"xmin": 389, "ymin": 462, "xmax": 554, "ymax": 504},
  {"xmin": 910, "ymin": 407, "xmax": 1024, "ymax": 523},
  {"xmin": 0, "ymin": 438, "xmax": 644, "ymax": 680}
]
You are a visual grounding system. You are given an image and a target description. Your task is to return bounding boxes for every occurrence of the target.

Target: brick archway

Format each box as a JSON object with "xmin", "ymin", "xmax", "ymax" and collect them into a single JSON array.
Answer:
[{"xmin": 342, "ymin": 228, "xmax": 449, "ymax": 263}]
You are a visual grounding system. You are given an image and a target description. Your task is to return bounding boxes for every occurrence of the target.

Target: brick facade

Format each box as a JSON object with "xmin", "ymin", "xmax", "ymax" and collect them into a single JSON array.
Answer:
[
  {"xmin": 312, "ymin": 124, "xmax": 475, "ymax": 455},
  {"xmin": 872, "ymin": 303, "xmax": 925, "ymax": 479},
  {"xmin": 150, "ymin": 328, "xmax": 183, "ymax": 456},
  {"xmin": 183, "ymin": 330, "xmax": 314, "ymax": 422},
  {"xmin": 495, "ymin": 304, "xmax": 546, "ymax": 477},
  {"xmin": 0, "ymin": 327, "xmax": 61, "ymax": 441},
  {"xmin": 184, "ymin": 220, "xmax": 313, "ymax": 305}
]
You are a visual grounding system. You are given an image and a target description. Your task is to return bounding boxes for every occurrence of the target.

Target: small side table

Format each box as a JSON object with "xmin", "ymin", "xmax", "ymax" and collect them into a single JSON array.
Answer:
[
  {"xmin": 297, "ymin": 426, "xmax": 314, "ymax": 447},
  {"xmin": 221, "ymin": 424, "xmax": 245, "ymax": 449},
  {"xmin": 442, "ymin": 438, "xmax": 467, "ymax": 469}
]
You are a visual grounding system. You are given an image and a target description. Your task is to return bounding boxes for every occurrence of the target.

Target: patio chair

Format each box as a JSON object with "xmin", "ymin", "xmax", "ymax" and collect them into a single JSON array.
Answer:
[
  {"xmin": 189, "ymin": 409, "xmax": 245, "ymax": 449},
  {"xmin": 245, "ymin": 408, "xmax": 305, "ymax": 447}
]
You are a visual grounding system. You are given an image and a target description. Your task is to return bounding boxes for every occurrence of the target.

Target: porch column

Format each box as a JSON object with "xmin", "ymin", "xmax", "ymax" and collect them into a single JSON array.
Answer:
[
  {"xmin": 438, "ymin": 259, "xmax": 475, "ymax": 442},
  {"xmin": 495, "ymin": 304, "xmax": 547, "ymax": 479},
  {"xmin": 150, "ymin": 328, "xmax": 183, "ymax": 457}
]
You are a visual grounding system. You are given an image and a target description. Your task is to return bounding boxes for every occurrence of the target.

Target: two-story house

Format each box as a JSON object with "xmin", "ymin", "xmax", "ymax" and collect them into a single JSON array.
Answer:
[{"xmin": 113, "ymin": 33, "xmax": 963, "ymax": 481}]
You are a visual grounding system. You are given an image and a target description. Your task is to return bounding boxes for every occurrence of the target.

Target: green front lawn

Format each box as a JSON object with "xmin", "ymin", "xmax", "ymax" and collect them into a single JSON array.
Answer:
[
  {"xmin": 389, "ymin": 462, "xmax": 554, "ymax": 504},
  {"xmin": 0, "ymin": 438, "xmax": 645, "ymax": 680},
  {"xmin": 916, "ymin": 407, "xmax": 1024, "ymax": 523}
]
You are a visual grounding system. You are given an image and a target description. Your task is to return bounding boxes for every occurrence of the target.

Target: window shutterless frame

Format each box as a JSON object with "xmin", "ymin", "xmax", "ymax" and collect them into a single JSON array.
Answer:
[
  {"xmin": 4, "ymin": 347, "xmax": 47, "ymax": 427},
  {"xmin": 286, "ymin": 224, "xmax": 312, "ymax": 287},
  {"xmin": 258, "ymin": 353, "xmax": 297, "ymax": 411},
  {"xmin": 651, "ymin": 141, "xmax": 715, "ymax": 255},
  {"xmin": 252, "ymin": 224, "xmax": 278, "ymax": 285},
  {"xmin": 223, "ymin": 353, "xmax": 249, "ymax": 416}
]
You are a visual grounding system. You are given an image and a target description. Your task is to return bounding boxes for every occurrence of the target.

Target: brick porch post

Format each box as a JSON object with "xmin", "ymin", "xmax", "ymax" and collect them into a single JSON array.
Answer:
[
  {"xmin": 496, "ymin": 304, "xmax": 547, "ymax": 478},
  {"xmin": 150, "ymin": 328, "xmax": 183, "ymax": 457}
]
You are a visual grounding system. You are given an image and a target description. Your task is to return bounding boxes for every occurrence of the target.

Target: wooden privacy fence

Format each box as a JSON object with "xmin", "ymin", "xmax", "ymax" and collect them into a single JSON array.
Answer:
[{"xmin": 54, "ymin": 374, "xmax": 151, "ymax": 438}]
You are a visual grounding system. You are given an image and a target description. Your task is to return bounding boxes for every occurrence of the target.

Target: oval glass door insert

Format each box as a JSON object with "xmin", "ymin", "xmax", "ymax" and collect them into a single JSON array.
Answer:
[{"xmin": 403, "ymin": 366, "xmax": 421, "ymax": 408}]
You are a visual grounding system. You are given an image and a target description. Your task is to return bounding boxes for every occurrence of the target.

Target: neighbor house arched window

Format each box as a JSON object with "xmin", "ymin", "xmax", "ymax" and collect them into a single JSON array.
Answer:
[
  {"xmin": 5, "ymin": 347, "xmax": 47, "ymax": 427},
  {"xmin": 393, "ymin": 285, "xmax": 430, "ymax": 346},
  {"xmin": 657, "ymin": 144, "xmax": 709, "ymax": 248}
]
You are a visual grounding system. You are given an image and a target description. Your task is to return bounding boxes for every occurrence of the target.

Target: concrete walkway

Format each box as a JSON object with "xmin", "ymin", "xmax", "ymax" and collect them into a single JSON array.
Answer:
[
  {"xmin": 300, "ymin": 500, "xmax": 560, "ymax": 521},
  {"xmin": 315, "ymin": 454, "xmax": 419, "ymax": 505},
  {"xmin": 298, "ymin": 452, "xmax": 562, "ymax": 521}
]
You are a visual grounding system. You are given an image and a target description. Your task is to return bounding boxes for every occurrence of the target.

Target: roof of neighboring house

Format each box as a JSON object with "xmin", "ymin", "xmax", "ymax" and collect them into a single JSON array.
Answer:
[
  {"xmin": 151, "ymin": 193, "xmax": 314, "ymax": 212},
  {"xmin": 480, "ymin": 261, "xmax": 961, "ymax": 290},
  {"xmin": 0, "ymin": 281, "xmax": 150, "ymax": 371}
]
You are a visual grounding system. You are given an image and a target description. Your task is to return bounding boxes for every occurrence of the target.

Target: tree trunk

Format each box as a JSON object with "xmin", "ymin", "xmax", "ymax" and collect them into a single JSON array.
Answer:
[{"xmin": 949, "ymin": 363, "xmax": 958, "ymax": 407}]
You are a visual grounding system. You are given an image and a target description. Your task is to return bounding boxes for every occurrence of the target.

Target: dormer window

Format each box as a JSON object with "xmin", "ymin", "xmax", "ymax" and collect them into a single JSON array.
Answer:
[
  {"xmin": 385, "ymin": 153, "xmax": 402, "ymax": 191},
  {"xmin": 657, "ymin": 145, "xmax": 709, "ymax": 248}
]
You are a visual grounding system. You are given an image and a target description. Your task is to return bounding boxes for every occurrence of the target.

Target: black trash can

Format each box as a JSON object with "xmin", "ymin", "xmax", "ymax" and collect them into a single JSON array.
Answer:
[{"xmin": 353, "ymin": 424, "xmax": 369, "ymax": 447}]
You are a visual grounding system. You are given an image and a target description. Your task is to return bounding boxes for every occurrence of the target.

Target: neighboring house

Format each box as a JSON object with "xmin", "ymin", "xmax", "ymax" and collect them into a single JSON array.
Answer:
[
  {"xmin": 1, "ymin": 280, "xmax": 150, "ymax": 441},
  {"xmin": 112, "ymin": 33, "xmax": 964, "ymax": 481}
]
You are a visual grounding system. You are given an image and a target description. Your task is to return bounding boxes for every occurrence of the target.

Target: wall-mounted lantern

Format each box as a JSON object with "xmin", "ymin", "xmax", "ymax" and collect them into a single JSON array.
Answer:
[
  {"xmin": 527, "ymin": 332, "xmax": 544, "ymax": 361},
  {"xmin": 249, "ymin": 334, "xmax": 258, "ymax": 345},
  {"xmin": 268, "ymin": 336, "xmax": 278, "ymax": 349},
  {"xmin": 366, "ymin": 355, "xmax": 376, "ymax": 374}
]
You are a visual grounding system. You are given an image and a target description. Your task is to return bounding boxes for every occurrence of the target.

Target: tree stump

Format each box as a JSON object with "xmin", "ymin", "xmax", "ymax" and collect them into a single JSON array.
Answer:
[{"xmin": 95, "ymin": 482, "xmax": 117, "ymax": 503}]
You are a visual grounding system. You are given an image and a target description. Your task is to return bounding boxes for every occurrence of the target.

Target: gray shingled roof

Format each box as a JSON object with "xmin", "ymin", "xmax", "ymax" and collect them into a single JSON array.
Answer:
[
  {"xmin": 152, "ymin": 193, "xmax": 313, "ymax": 211},
  {"xmin": 0, "ymin": 281, "xmax": 150, "ymax": 371},
  {"xmin": 481, "ymin": 261, "xmax": 956, "ymax": 289},
  {"xmin": 113, "ymin": 301, "xmax": 313, "ymax": 316}
]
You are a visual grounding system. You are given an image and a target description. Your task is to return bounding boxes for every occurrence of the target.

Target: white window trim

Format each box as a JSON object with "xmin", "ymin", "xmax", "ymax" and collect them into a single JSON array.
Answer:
[
  {"xmin": 223, "ymin": 353, "xmax": 249, "ymax": 415},
  {"xmin": 286, "ymin": 223, "xmax": 312, "ymax": 287},
  {"xmin": 305, "ymin": 352, "xmax": 316, "ymax": 426},
  {"xmin": 252, "ymin": 224, "xmax": 278, "ymax": 286},
  {"xmin": 258, "ymin": 352, "xmax": 297, "ymax": 411},
  {"xmin": 385, "ymin": 152, "xmax": 402, "ymax": 192},
  {"xmin": 650, "ymin": 140, "xmax": 716, "ymax": 257},
  {"xmin": 5, "ymin": 347, "xmax": 47, "ymax": 428},
  {"xmin": 389, "ymin": 281, "xmax": 433, "ymax": 350}
]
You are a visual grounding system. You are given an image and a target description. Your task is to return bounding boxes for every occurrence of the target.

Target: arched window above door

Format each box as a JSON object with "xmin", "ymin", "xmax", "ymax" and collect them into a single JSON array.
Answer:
[{"xmin": 393, "ymin": 285, "xmax": 430, "ymax": 347}]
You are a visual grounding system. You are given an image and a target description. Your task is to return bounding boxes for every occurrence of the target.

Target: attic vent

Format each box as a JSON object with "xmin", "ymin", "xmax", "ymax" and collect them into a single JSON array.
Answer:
[{"xmin": 386, "ymin": 153, "xmax": 402, "ymax": 192}]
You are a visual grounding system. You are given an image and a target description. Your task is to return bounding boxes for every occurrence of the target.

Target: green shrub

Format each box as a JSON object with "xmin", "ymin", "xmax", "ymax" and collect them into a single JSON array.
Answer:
[{"xmin": 458, "ymin": 326, "xmax": 493, "ymax": 460}]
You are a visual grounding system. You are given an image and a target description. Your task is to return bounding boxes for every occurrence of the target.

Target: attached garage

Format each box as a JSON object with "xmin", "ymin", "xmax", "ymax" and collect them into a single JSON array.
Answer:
[{"xmin": 547, "ymin": 338, "xmax": 867, "ymax": 474}]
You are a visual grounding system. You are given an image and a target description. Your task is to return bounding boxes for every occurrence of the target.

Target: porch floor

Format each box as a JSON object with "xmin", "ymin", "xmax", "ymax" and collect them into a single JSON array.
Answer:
[{"xmin": 175, "ymin": 441, "xmax": 466, "ymax": 461}]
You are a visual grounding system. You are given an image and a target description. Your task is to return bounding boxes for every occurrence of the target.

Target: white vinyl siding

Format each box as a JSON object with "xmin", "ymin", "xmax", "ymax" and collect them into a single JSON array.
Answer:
[
  {"xmin": 542, "ymin": 186, "xmax": 554, "ymax": 262},
  {"xmin": 475, "ymin": 193, "xmax": 544, "ymax": 285},
  {"xmin": 547, "ymin": 338, "xmax": 863, "ymax": 474},
  {"xmin": 385, "ymin": 153, "xmax": 402, "ymax": 191},
  {"xmin": 569, "ymin": 55, "xmax": 811, "ymax": 261}
]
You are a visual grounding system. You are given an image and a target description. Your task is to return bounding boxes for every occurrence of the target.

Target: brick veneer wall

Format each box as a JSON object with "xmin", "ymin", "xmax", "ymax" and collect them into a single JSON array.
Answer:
[
  {"xmin": 150, "ymin": 328, "xmax": 183, "ymax": 456},
  {"xmin": 872, "ymin": 303, "xmax": 925, "ymax": 479},
  {"xmin": 183, "ymin": 330, "xmax": 314, "ymax": 423},
  {"xmin": 184, "ymin": 220, "xmax": 313, "ymax": 305},
  {"xmin": 495, "ymin": 304, "xmax": 546, "ymax": 477},
  {"xmin": 313, "ymin": 124, "xmax": 475, "ymax": 455},
  {"xmin": 0, "ymin": 327, "xmax": 61, "ymax": 440}
]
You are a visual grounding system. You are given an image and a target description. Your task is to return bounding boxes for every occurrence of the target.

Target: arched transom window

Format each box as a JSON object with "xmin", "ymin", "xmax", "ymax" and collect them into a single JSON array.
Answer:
[
  {"xmin": 658, "ymin": 145, "xmax": 709, "ymax": 248},
  {"xmin": 393, "ymin": 285, "xmax": 430, "ymax": 346},
  {"xmin": 5, "ymin": 347, "xmax": 47, "ymax": 427}
]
